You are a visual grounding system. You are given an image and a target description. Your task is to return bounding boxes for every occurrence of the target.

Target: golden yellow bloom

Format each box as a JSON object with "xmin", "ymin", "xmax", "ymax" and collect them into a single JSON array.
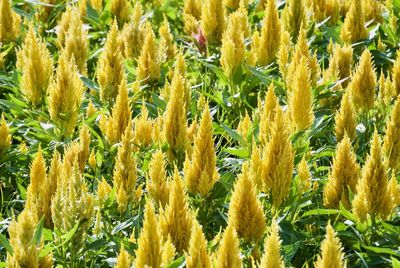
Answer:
[
  {"xmin": 160, "ymin": 167, "xmax": 193, "ymax": 253},
  {"xmin": 77, "ymin": 124, "xmax": 90, "ymax": 171},
  {"xmin": 0, "ymin": 0, "xmax": 20, "ymax": 43},
  {"xmin": 99, "ymin": 76, "xmax": 132, "ymax": 145},
  {"xmin": 286, "ymin": 25, "xmax": 320, "ymax": 89},
  {"xmin": 340, "ymin": 0, "xmax": 368, "ymax": 44},
  {"xmin": 250, "ymin": 0, "xmax": 281, "ymax": 66},
  {"xmin": 250, "ymin": 144, "xmax": 263, "ymax": 191},
  {"xmin": 16, "ymin": 23, "xmax": 53, "ymax": 107},
  {"xmin": 352, "ymin": 131, "xmax": 393, "ymax": 221},
  {"xmin": 184, "ymin": 105, "xmax": 219, "ymax": 196},
  {"xmin": 314, "ymin": 223, "xmax": 345, "ymax": 268},
  {"xmin": 288, "ymin": 56, "xmax": 314, "ymax": 131},
  {"xmin": 224, "ymin": 0, "xmax": 248, "ymax": 10},
  {"xmin": 163, "ymin": 72, "xmax": 188, "ymax": 160},
  {"xmin": 324, "ymin": 135, "xmax": 360, "ymax": 209},
  {"xmin": 237, "ymin": 111, "xmax": 251, "ymax": 141},
  {"xmin": 261, "ymin": 108, "xmax": 294, "ymax": 208},
  {"xmin": 113, "ymin": 121, "xmax": 138, "ymax": 213},
  {"xmin": 277, "ymin": 30, "xmax": 291, "ymax": 83},
  {"xmin": 259, "ymin": 220, "xmax": 284, "ymax": 268},
  {"xmin": 25, "ymin": 146, "xmax": 46, "ymax": 218},
  {"xmin": 215, "ymin": 225, "xmax": 243, "ymax": 268},
  {"xmin": 383, "ymin": 97, "xmax": 400, "ymax": 173},
  {"xmin": 334, "ymin": 92, "xmax": 357, "ymax": 141},
  {"xmin": 296, "ymin": 156, "xmax": 311, "ymax": 195},
  {"xmin": 282, "ymin": 0, "xmax": 306, "ymax": 41},
  {"xmin": 115, "ymin": 245, "xmax": 133, "ymax": 268},
  {"xmin": 183, "ymin": 0, "xmax": 201, "ymax": 35},
  {"xmin": 97, "ymin": 177, "xmax": 112, "ymax": 207},
  {"xmin": 352, "ymin": 183, "xmax": 369, "ymax": 223},
  {"xmin": 392, "ymin": 50, "xmax": 400, "ymax": 96},
  {"xmin": 51, "ymin": 159, "xmax": 94, "ymax": 247},
  {"xmin": 147, "ymin": 150, "xmax": 169, "ymax": 207},
  {"xmin": 0, "ymin": 113, "xmax": 11, "ymax": 153},
  {"xmin": 111, "ymin": 0, "xmax": 130, "ymax": 23},
  {"xmin": 228, "ymin": 162, "xmax": 266, "ymax": 243},
  {"xmin": 63, "ymin": 14, "xmax": 88, "ymax": 74},
  {"xmin": 119, "ymin": 1, "xmax": 146, "ymax": 59},
  {"xmin": 133, "ymin": 102, "xmax": 154, "ymax": 147},
  {"xmin": 349, "ymin": 49, "xmax": 376, "ymax": 113},
  {"xmin": 220, "ymin": 9, "xmax": 245, "ymax": 78},
  {"xmin": 161, "ymin": 237, "xmax": 176, "ymax": 266},
  {"xmin": 201, "ymin": 0, "xmax": 224, "ymax": 43},
  {"xmin": 328, "ymin": 44, "xmax": 353, "ymax": 88},
  {"xmin": 308, "ymin": 0, "xmax": 340, "ymax": 24},
  {"xmin": 378, "ymin": 71, "xmax": 395, "ymax": 105},
  {"xmin": 159, "ymin": 16, "xmax": 177, "ymax": 62},
  {"xmin": 186, "ymin": 220, "xmax": 212, "ymax": 268},
  {"xmin": 136, "ymin": 24, "xmax": 160, "ymax": 83},
  {"xmin": 388, "ymin": 175, "xmax": 400, "ymax": 208},
  {"xmin": 89, "ymin": 149, "xmax": 96, "ymax": 170},
  {"xmin": 56, "ymin": 6, "xmax": 75, "ymax": 48},
  {"xmin": 136, "ymin": 199, "xmax": 162, "ymax": 268},
  {"xmin": 48, "ymin": 52, "xmax": 84, "ymax": 137},
  {"xmin": 86, "ymin": 100, "xmax": 97, "ymax": 118},
  {"xmin": 6, "ymin": 208, "xmax": 53, "ymax": 268},
  {"xmin": 97, "ymin": 19, "xmax": 125, "ymax": 103}
]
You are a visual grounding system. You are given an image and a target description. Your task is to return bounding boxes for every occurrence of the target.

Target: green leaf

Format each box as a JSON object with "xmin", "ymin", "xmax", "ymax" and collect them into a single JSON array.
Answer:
[
  {"xmin": 363, "ymin": 245, "xmax": 400, "ymax": 257},
  {"xmin": 392, "ymin": 257, "xmax": 400, "ymax": 268},
  {"xmin": 0, "ymin": 234, "xmax": 13, "ymax": 255},
  {"xmin": 33, "ymin": 216, "xmax": 45, "ymax": 246},
  {"xmin": 221, "ymin": 124, "xmax": 245, "ymax": 144},
  {"xmin": 301, "ymin": 209, "xmax": 340, "ymax": 217},
  {"xmin": 166, "ymin": 256, "xmax": 185, "ymax": 268}
]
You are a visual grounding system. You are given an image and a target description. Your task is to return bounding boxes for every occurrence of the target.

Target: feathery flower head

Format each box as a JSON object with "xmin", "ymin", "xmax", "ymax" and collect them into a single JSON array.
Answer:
[
  {"xmin": 0, "ymin": 113, "xmax": 11, "ymax": 153},
  {"xmin": 147, "ymin": 150, "xmax": 169, "ymax": 207},
  {"xmin": 0, "ymin": 0, "xmax": 20, "ymax": 43},
  {"xmin": 282, "ymin": 0, "xmax": 306, "ymax": 41},
  {"xmin": 215, "ymin": 225, "xmax": 243, "ymax": 268},
  {"xmin": 111, "ymin": 0, "xmax": 130, "ymax": 23},
  {"xmin": 334, "ymin": 92, "xmax": 357, "ymax": 141},
  {"xmin": 98, "ymin": 19, "xmax": 125, "ymax": 103},
  {"xmin": 16, "ymin": 23, "xmax": 53, "ymax": 107},
  {"xmin": 383, "ymin": 97, "xmax": 400, "ymax": 173},
  {"xmin": 48, "ymin": 52, "xmax": 84, "ymax": 137},
  {"xmin": 259, "ymin": 220, "xmax": 284, "ymax": 268},
  {"xmin": 340, "ymin": 0, "xmax": 368, "ymax": 44},
  {"xmin": 228, "ymin": 162, "xmax": 266, "ymax": 242},
  {"xmin": 184, "ymin": 105, "xmax": 219, "ymax": 196},
  {"xmin": 314, "ymin": 222, "xmax": 345, "ymax": 268},
  {"xmin": 160, "ymin": 167, "xmax": 193, "ymax": 253},
  {"xmin": 136, "ymin": 24, "xmax": 160, "ymax": 83},
  {"xmin": 201, "ymin": 0, "xmax": 224, "ymax": 43},
  {"xmin": 323, "ymin": 134, "xmax": 360, "ymax": 209},
  {"xmin": 186, "ymin": 219, "xmax": 212, "ymax": 268},
  {"xmin": 349, "ymin": 49, "xmax": 376, "ymax": 113},
  {"xmin": 296, "ymin": 156, "xmax": 311, "ymax": 195},
  {"xmin": 159, "ymin": 16, "xmax": 177, "ymax": 62}
]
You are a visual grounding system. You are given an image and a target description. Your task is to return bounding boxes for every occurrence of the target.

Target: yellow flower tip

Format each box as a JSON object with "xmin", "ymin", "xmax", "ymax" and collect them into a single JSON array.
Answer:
[
  {"xmin": 289, "ymin": 56, "xmax": 314, "ymax": 131},
  {"xmin": 48, "ymin": 51, "xmax": 84, "ymax": 137},
  {"xmin": 147, "ymin": 150, "xmax": 169, "ymax": 207},
  {"xmin": 261, "ymin": 108, "xmax": 294, "ymax": 208},
  {"xmin": 341, "ymin": 0, "xmax": 368, "ymax": 44},
  {"xmin": 220, "ymin": 10, "xmax": 245, "ymax": 78},
  {"xmin": 137, "ymin": 24, "xmax": 160, "ymax": 83},
  {"xmin": 86, "ymin": 100, "xmax": 97, "ymax": 118},
  {"xmin": 324, "ymin": 134, "xmax": 360, "ymax": 209},
  {"xmin": 349, "ymin": 49, "xmax": 376, "ymax": 113},
  {"xmin": 392, "ymin": 50, "xmax": 400, "ymax": 96},
  {"xmin": 185, "ymin": 105, "xmax": 219, "ymax": 196},
  {"xmin": 115, "ymin": 245, "xmax": 133, "ymax": 268},
  {"xmin": 215, "ymin": 225, "xmax": 243, "ymax": 268},
  {"xmin": 259, "ymin": 83, "xmax": 278, "ymax": 144},
  {"xmin": 160, "ymin": 167, "xmax": 193, "ymax": 253},
  {"xmin": 352, "ymin": 130, "xmax": 393, "ymax": 221},
  {"xmin": 250, "ymin": 0, "xmax": 281, "ymax": 66},
  {"xmin": 228, "ymin": 162, "xmax": 266, "ymax": 243},
  {"xmin": 388, "ymin": 175, "xmax": 400, "ymax": 208},
  {"xmin": 159, "ymin": 16, "xmax": 177, "ymax": 62},
  {"xmin": 237, "ymin": 111, "xmax": 252, "ymax": 141},
  {"xmin": 135, "ymin": 199, "xmax": 162, "ymax": 268},
  {"xmin": 259, "ymin": 220, "xmax": 284, "ymax": 268},
  {"xmin": 0, "ymin": 0, "xmax": 20, "ymax": 43},
  {"xmin": 163, "ymin": 72, "xmax": 188, "ymax": 160},
  {"xmin": 314, "ymin": 222, "xmax": 345, "ymax": 268},
  {"xmin": 282, "ymin": 0, "xmax": 307, "ymax": 41},
  {"xmin": 335, "ymin": 92, "xmax": 356, "ymax": 142},
  {"xmin": 201, "ymin": 0, "xmax": 225, "ymax": 43},
  {"xmin": 111, "ymin": 0, "xmax": 130, "ymax": 23},
  {"xmin": 296, "ymin": 156, "xmax": 311, "ymax": 195},
  {"xmin": 383, "ymin": 97, "xmax": 400, "ymax": 173},
  {"xmin": 186, "ymin": 220, "xmax": 212, "ymax": 268},
  {"xmin": 17, "ymin": 23, "xmax": 53, "ymax": 107},
  {"xmin": 97, "ymin": 177, "xmax": 112, "ymax": 207},
  {"xmin": 133, "ymin": 101, "xmax": 154, "ymax": 147},
  {"xmin": 98, "ymin": 19, "xmax": 124, "ymax": 103},
  {"xmin": 113, "ymin": 120, "xmax": 138, "ymax": 213},
  {"xmin": 0, "ymin": 113, "xmax": 11, "ymax": 152}
]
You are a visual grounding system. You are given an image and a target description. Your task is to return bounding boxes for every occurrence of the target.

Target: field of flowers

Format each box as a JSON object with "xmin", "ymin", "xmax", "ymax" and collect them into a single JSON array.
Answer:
[{"xmin": 0, "ymin": 0, "xmax": 400, "ymax": 267}]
